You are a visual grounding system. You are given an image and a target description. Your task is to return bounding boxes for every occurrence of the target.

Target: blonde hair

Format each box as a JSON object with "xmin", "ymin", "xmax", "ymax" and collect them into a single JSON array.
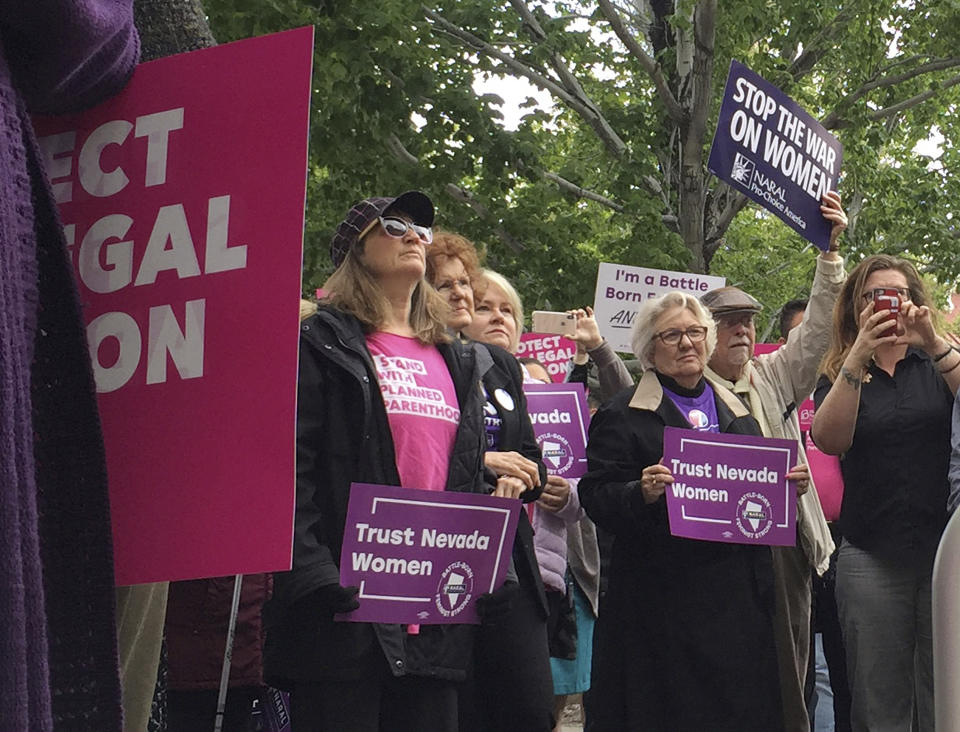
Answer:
[
  {"xmin": 820, "ymin": 254, "xmax": 931, "ymax": 381},
  {"xmin": 322, "ymin": 247, "xmax": 451, "ymax": 345},
  {"xmin": 630, "ymin": 292, "xmax": 717, "ymax": 369},
  {"xmin": 473, "ymin": 269, "xmax": 524, "ymax": 352},
  {"xmin": 299, "ymin": 299, "xmax": 318, "ymax": 322}
]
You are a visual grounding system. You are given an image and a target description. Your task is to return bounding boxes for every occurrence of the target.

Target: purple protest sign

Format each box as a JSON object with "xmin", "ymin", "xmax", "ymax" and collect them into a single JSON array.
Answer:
[
  {"xmin": 662, "ymin": 426, "xmax": 798, "ymax": 546},
  {"xmin": 707, "ymin": 60, "xmax": 843, "ymax": 251},
  {"xmin": 523, "ymin": 382, "xmax": 590, "ymax": 479},
  {"xmin": 337, "ymin": 483, "xmax": 520, "ymax": 624}
]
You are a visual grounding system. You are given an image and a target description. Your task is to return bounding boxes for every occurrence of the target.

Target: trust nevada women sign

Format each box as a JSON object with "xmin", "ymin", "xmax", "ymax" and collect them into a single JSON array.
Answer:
[{"xmin": 662, "ymin": 427, "xmax": 799, "ymax": 546}]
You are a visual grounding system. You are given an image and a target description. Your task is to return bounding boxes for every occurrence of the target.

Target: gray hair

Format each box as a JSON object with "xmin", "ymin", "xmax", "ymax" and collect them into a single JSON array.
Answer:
[{"xmin": 630, "ymin": 291, "xmax": 717, "ymax": 369}]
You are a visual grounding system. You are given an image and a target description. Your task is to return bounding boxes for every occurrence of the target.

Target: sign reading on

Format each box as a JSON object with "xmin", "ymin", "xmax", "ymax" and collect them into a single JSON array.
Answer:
[
  {"xmin": 661, "ymin": 426, "xmax": 798, "ymax": 546},
  {"xmin": 523, "ymin": 383, "xmax": 590, "ymax": 479},
  {"xmin": 337, "ymin": 483, "xmax": 521, "ymax": 625},
  {"xmin": 593, "ymin": 262, "xmax": 725, "ymax": 352},
  {"xmin": 517, "ymin": 333, "xmax": 576, "ymax": 383},
  {"xmin": 32, "ymin": 27, "xmax": 314, "ymax": 584},
  {"xmin": 707, "ymin": 59, "xmax": 843, "ymax": 251}
]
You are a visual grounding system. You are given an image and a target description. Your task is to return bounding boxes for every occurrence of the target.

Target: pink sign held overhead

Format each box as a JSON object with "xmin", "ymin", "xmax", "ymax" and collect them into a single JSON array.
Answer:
[
  {"xmin": 662, "ymin": 426, "xmax": 798, "ymax": 546},
  {"xmin": 337, "ymin": 483, "xmax": 521, "ymax": 625},
  {"xmin": 32, "ymin": 27, "xmax": 314, "ymax": 585}
]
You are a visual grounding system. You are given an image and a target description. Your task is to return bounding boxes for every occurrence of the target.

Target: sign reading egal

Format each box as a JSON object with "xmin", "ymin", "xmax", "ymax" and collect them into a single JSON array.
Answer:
[
  {"xmin": 593, "ymin": 263, "xmax": 725, "ymax": 352},
  {"xmin": 707, "ymin": 59, "xmax": 843, "ymax": 251}
]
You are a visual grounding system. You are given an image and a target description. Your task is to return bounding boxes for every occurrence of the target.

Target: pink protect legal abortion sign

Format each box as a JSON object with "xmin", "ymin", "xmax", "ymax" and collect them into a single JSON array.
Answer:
[{"xmin": 32, "ymin": 27, "xmax": 314, "ymax": 585}]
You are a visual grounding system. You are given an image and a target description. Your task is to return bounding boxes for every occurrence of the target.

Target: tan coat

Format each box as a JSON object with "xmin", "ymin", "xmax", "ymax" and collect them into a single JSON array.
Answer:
[{"xmin": 707, "ymin": 254, "xmax": 845, "ymax": 574}]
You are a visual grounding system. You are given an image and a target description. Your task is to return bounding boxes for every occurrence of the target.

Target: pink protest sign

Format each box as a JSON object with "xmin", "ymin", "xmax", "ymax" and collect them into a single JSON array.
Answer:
[
  {"xmin": 32, "ymin": 27, "xmax": 314, "ymax": 585},
  {"xmin": 337, "ymin": 484, "xmax": 521, "ymax": 625},
  {"xmin": 523, "ymin": 383, "xmax": 590, "ymax": 479},
  {"xmin": 662, "ymin": 426, "xmax": 798, "ymax": 546},
  {"xmin": 517, "ymin": 333, "xmax": 576, "ymax": 382}
]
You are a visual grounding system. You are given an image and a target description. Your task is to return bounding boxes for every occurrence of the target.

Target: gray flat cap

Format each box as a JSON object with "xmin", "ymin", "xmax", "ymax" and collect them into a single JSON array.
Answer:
[{"xmin": 700, "ymin": 286, "xmax": 763, "ymax": 315}]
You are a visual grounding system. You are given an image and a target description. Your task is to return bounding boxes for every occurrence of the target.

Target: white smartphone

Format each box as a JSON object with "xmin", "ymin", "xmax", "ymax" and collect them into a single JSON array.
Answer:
[{"xmin": 531, "ymin": 310, "xmax": 576, "ymax": 337}]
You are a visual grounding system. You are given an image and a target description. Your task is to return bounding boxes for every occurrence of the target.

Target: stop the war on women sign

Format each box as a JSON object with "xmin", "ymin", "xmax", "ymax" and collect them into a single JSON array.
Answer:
[
  {"xmin": 661, "ymin": 426, "xmax": 798, "ymax": 546},
  {"xmin": 707, "ymin": 60, "xmax": 843, "ymax": 251},
  {"xmin": 31, "ymin": 28, "xmax": 314, "ymax": 585}
]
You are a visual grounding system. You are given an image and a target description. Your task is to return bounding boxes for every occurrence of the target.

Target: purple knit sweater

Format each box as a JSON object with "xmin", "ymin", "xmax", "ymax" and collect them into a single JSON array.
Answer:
[{"xmin": 0, "ymin": 3, "xmax": 138, "ymax": 730}]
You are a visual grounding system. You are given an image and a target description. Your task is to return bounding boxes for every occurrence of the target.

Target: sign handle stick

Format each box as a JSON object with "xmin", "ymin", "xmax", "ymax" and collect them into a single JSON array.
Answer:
[{"xmin": 213, "ymin": 574, "xmax": 243, "ymax": 732}]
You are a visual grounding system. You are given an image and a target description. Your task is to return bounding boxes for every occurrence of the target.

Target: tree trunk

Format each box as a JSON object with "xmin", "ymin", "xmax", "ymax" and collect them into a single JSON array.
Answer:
[{"xmin": 134, "ymin": 0, "xmax": 216, "ymax": 61}]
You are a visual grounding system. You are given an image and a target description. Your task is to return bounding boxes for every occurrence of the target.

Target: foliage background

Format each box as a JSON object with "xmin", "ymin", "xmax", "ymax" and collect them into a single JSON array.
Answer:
[{"xmin": 202, "ymin": 0, "xmax": 960, "ymax": 338}]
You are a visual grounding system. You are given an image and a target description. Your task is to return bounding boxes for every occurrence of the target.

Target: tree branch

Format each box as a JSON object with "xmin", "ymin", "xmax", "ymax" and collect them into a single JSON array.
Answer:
[
  {"xmin": 785, "ymin": 7, "xmax": 855, "ymax": 84},
  {"xmin": 869, "ymin": 73, "xmax": 960, "ymax": 122},
  {"xmin": 823, "ymin": 58, "xmax": 960, "ymax": 128},
  {"xmin": 541, "ymin": 171, "xmax": 625, "ymax": 211},
  {"xmin": 595, "ymin": 0, "xmax": 684, "ymax": 122},
  {"xmin": 507, "ymin": 0, "xmax": 628, "ymax": 157},
  {"xmin": 443, "ymin": 184, "xmax": 524, "ymax": 253},
  {"xmin": 424, "ymin": 6, "xmax": 627, "ymax": 158}
]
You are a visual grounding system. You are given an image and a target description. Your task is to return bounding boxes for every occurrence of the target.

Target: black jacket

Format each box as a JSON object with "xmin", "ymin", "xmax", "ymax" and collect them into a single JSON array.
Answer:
[
  {"xmin": 579, "ymin": 370, "xmax": 783, "ymax": 732},
  {"xmin": 264, "ymin": 307, "xmax": 489, "ymax": 685},
  {"xmin": 477, "ymin": 343, "xmax": 549, "ymax": 618}
]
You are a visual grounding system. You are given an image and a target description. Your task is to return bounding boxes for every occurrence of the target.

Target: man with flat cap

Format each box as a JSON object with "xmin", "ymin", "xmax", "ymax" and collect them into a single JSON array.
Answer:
[{"xmin": 701, "ymin": 191, "xmax": 848, "ymax": 732}]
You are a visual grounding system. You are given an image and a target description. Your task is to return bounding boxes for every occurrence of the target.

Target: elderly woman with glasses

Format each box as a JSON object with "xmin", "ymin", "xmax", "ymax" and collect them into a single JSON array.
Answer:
[
  {"xmin": 265, "ymin": 192, "xmax": 493, "ymax": 732},
  {"xmin": 812, "ymin": 255, "xmax": 960, "ymax": 731},
  {"xmin": 579, "ymin": 291, "xmax": 785, "ymax": 731}
]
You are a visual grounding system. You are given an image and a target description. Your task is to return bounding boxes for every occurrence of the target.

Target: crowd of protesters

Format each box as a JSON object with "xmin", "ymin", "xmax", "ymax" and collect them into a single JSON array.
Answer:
[
  {"xmin": 6, "ymin": 3, "xmax": 960, "ymax": 730},
  {"xmin": 170, "ymin": 186, "xmax": 949, "ymax": 732}
]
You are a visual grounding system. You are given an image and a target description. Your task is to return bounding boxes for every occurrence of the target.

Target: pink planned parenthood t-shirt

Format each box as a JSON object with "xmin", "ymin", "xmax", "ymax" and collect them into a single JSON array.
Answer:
[{"xmin": 366, "ymin": 332, "xmax": 460, "ymax": 494}]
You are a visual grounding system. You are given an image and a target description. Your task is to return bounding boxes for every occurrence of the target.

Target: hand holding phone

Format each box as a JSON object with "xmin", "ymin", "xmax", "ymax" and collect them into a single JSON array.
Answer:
[{"xmin": 531, "ymin": 311, "xmax": 576, "ymax": 337}]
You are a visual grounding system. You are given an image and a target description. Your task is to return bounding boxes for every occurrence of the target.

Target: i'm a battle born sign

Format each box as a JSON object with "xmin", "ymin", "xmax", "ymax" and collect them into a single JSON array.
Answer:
[
  {"xmin": 337, "ymin": 483, "xmax": 520, "ymax": 625},
  {"xmin": 707, "ymin": 60, "xmax": 843, "ymax": 251},
  {"xmin": 661, "ymin": 427, "xmax": 798, "ymax": 546}
]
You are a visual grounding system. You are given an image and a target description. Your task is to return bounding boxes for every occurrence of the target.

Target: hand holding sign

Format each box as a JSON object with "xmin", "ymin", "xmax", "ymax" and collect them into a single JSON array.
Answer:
[
  {"xmin": 486, "ymin": 451, "xmax": 541, "ymax": 490},
  {"xmin": 537, "ymin": 475, "xmax": 572, "ymax": 513},
  {"xmin": 786, "ymin": 463, "xmax": 810, "ymax": 497},
  {"xmin": 640, "ymin": 461, "xmax": 675, "ymax": 504},
  {"xmin": 821, "ymin": 191, "xmax": 847, "ymax": 252}
]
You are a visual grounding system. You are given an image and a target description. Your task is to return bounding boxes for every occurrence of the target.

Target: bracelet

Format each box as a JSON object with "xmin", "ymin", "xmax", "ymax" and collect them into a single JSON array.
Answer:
[
  {"xmin": 940, "ymin": 357, "xmax": 960, "ymax": 376},
  {"xmin": 934, "ymin": 346, "xmax": 955, "ymax": 362}
]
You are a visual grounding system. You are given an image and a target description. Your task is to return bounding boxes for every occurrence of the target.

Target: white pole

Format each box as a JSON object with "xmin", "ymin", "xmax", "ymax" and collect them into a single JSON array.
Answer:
[
  {"xmin": 933, "ymin": 509, "xmax": 960, "ymax": 730},
  {"xmin": 213, "ymin": 575, "xmax": 244, "ymax": 732}
]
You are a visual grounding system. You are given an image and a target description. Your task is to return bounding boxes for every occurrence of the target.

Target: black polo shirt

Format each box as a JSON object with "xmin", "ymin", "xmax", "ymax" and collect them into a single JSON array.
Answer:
[{"xmin": 814, "ymin": 348, "xmax": 953, "ymax": 562}]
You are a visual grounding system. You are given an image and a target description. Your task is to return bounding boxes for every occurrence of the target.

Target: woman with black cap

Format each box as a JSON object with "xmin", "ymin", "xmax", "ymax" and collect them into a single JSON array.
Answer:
[{"xmin": 264, "ymin": 191, "xmax": 493, "ymax": 731}]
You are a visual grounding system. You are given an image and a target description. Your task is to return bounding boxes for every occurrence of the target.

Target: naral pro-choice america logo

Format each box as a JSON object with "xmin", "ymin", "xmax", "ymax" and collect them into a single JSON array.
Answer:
[
  {"xmin": 735, "ymin": 491, "xmax": 774, "ymax": 540},
  {"xmin": 435, "ymin": 561, "xmax": 474, "ymax": 618},
  {"xmin": 730, "ymin": 152, "xmax": 756, "ymax": 189},
  {"xmin": 536, "ymin": 432, "xmax": 575, "ymax": 476}
]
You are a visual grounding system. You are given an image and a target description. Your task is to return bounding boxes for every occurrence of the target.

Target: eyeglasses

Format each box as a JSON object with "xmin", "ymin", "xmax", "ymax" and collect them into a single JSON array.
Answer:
[
  {"xmin": 375, "ymin": 216, "xmax": 433, "ymax": 244},
  {"xmin": 861, "ymin": 287, "xmax": 911, "ymax": 303},
  {"xmin": 655, "ymin": 326, "xmax": 708, "ymax": 345}
]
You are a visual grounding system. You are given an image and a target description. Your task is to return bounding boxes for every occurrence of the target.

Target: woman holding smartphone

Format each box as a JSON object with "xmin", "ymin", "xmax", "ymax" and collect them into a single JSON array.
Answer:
[{"xmin": 812, "ymin": 254, "xmax": 960, "ymax": 731}]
